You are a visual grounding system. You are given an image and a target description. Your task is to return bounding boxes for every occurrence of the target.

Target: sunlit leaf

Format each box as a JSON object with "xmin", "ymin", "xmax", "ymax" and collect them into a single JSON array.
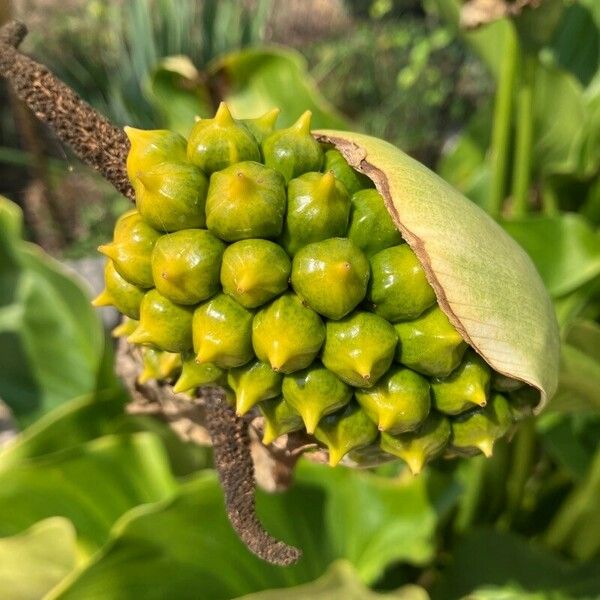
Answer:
[
  {"xmin": 0, "ymin": 432, "xmax": 178, "ymax": 557},
  {"xmin": 0, "ymin": 517, "xmax": 76, "ymax": 600},
  {"xmin": 237, "ymin": 560, "xmax": 430, "ymax": 600},
  {"xmin": 0, "ymin": 197, "xmax": 111, "ymax": 426}
]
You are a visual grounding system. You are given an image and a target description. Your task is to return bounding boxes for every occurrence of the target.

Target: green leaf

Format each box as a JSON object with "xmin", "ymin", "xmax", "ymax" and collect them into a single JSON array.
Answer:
[
  {"xmin": 0, "ymin": 432, "xmax": 178, "ymax": 557},
  {"xmin": 502, "ymin": 214, "xmax": 600, "ymax": 298},
  {"xmin": 0, "ymin": 517, "xmax": 77, "ymax": 600},
  {"xmin": 297, "ymin": 462, "xmax": 460, "ymax": 583},
  {"xmin": 316, "ymin": 132, "xmax": 560, "ymax": 410},
  {"xmin": 207, "ymin": 47, "xmax": 350, "ymax": 128},
  {"xmin": 433, "ymin": 529, "xmax": 600, "ymax": 600},
  {"xmin": 51, "ymin": 463, "xmax": 455, "ymax": 598},
  {"xmin": 0, "ymin": 196, "xmax": 111, "ymax": 426},
  {"xmin": 236, "ymin": 560, "xmax": 430, "ymax": 600}
]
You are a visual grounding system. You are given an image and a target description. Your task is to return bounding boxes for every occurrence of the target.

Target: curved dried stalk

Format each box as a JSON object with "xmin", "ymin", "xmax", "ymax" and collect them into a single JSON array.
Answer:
[{"xmin": 0, "ymin": 20, "xmax": 134, "ymax": 200}]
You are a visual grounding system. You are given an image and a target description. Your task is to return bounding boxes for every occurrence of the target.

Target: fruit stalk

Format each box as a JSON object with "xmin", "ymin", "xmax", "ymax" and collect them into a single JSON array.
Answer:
[{"xmin": 0, "ymin": 20, "xmax": 134, "ymax": 200}]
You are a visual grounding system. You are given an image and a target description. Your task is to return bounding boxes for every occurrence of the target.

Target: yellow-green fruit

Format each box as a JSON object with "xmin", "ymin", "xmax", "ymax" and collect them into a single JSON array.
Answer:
[
  {"xmin": 205, "ymin": 161, "xmax": 286, "ymax": 241},
  {"xmin": 431, "ymin": 350, "xmax": 491, "ymax": 415},
  {"xmin": 187, "ymin": 102, "xmax": 260, "ymax": 173},
  {"xmin": 355, "ymin": 367, "xmax": 431, "ymax": 434},
  {"xmin": 259, "ymin": 397, "xmax": 304, "ymax": 445},
  {"xmin": 323, "ymin": 149, "xmax": 373, "ymax": 196},
  {"xmin": 314, "ymin": 403, "xmax": 379, "ymax": 466},
  {"xmin": 151, "ymin": 229, "xmax": 225, "ymax": 305},
  {"xmin": 239, "ymin": 108, "xmax": 280, "ymax": 145},
  {"xmin": 291, "ymin": 237, "xmax": 369, "ymax": 320},
  {"xmin": 111, "ymin": 317, "xmax": 138, "ymax": 338},
  {"xmin": 262, "ymin": 111, "xmax": 323, "ymax": 182},
  {"xmin": 282, "ymin": 364, "xmax": 352, "ymax": 433},
  {"xmin": 134, "ymin": 162, "xmax": 209, "ymax": 232},
  {"xmin": 128, "ymin": 289, "xmax": 194, "ymax": 352},
  {"xmin": 322, "ymin": 311, "xmax": 397, "ymax": 388},
  {"xmin": 380, "ymin": 412, "xmax": 451, "ymax": 475},
  {"xmin": 124, "ymin": 127, "xmax": 187, "ymax": 182},
  {"xmin": 228, "ymin": 361, "xmax": 283, "ymax": 416},
  {"xmin": 394, "ymin": 306, "xmax": 468, "ymax": 377},
  {"xmin": 281, "ymin": 171, "xmax": 350, "ymax": 255},
  {"xmin": 173, "ymin": 352, "xmax": 225, "ymax": 394},
  {"xmin": 138, "ymin": 347, "xmax": 182, "ymax": 384},
  {"xmin": 347, "ymin": 189, "xmax": 403, "ymax": 257},
  {"xmin": 92, "ymin": 261, "xmax": 145, "ymax": 319},
  {"xmin": 252, "ymin": 293, "xmax": 326, "ymax": 373},
  {"xmin": 451, "ymin": 393, "xmax": 514, "ymax": 457},
  {"xmin": 98, "ymin": 210, "xmax": 160, "ymax": 288},
  {"xmin": 368, "ymin": 244, "xmax": 436, "ymax": 322},
  {"xmin": 192, "ymin": 293, "xmax": 254, "ymax": 368},
  {"xmin": 220, "ymin": 239, "xmax": 291, "ymax": 308}
]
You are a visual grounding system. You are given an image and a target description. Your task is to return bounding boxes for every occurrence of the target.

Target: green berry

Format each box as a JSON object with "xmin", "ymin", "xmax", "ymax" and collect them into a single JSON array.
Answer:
[
  {"xmin": 431, "ymin": 350, "xmax": 491, "ymax": 415},
  {"xmin": 252, "ymin": 293, "xmax": 325, "ymax": 373},
  {"xmin": 138, "ymin": 347, "xmax": 182, "ymax": 385},
  {"xmin": 228, "ymin": 360, "xmax": 283, "ymax": 416},
  {"xmin": 206, "ymin": 161, "xmax": 286, "ymax": 241},
  {"xmin": 192, "ymin": 293, "xmax": 254, "ymax": 368},
  {"xmin": 394, "ymin": 306, "xmax": 468, "ymax": 377},
  {"xmin": 220, "ymin": 239, "xmax": 291, "ymax": 308},
  {"xmin": 259, "ymin": 397, "xmax": 304, "ymax": 445},
  {"xmin": 323, "ymin": 149, "xmax": 373, "ymax": 196},
  {"xmin": 151, "ymin": 229, "xmax": 225, "ymax": 305},
  {"xmin": 356, "ymin": 366, "xmax": 431, "ymax": 433},
  {"xmin": 172, "ymin": 352, "xmax": 225, "ymax": 394},
  {"xmin": 124, "ymin": 127, "xmax": 187, "ymax": 183},
  {"xmin": 128, "ymin": 289, "xmax": 194, "ymax": 353},
  {"xmin": 92, "ymin": 260, "xmax": 145, "ymax": 320},
  {"xmin": 281, "ymin": 171, "xmax": 350, "ymax": 255},
  {"xmin": 380, "ymin": 412, "xmax": 451, "ymax": 475},
  {"xmin": 98, "ymin": 210, "xmax": 160, "ymax": 288},
  {"xmin": 282, "ymin": 364, "xmax": 352, "ymax": 433},
  {"xmin": 451, "ymin": 393, "xmax": 514, "ymax": 457},
  {"xmin": 322, "ymin": 311, "xmax": 397, "ymax": 388},
  {"xmin": 347, "ymin": 189, "xmax": 402, "ymax": 257},
  {"xmin": 291, "ymin": 238, "xmax": 369, "ymax": 320},
  {"xmin": 368, "ymin": 244, "xmax": 436, "ymax": 322},
  {"xmin": 187, "ymin": 102, "xmax": 260, "ymax": 173},
  {"xmin": 314, "ymin": 403, "xmax": 378, "ymax": 466},
  {"xmin": 262, "ymin": 111, "xmax": 323, "ymax": 182},
  {"xmin": 239, "ymin": 108, "xmax": 280, "ymax": 145},
  {"xmin": 134, "ymin": 162, "xmax": 209, "ymax": 232}
]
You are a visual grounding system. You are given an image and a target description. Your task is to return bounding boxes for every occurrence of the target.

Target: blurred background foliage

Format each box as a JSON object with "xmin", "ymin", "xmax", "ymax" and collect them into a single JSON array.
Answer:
[{"xmin": 0, "ymin": 0, "xmax": 599, "ymax": 598}]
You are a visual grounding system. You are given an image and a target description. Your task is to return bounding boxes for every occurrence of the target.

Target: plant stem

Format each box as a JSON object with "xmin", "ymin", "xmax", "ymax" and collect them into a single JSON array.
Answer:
[
  {"xmin": 511, "ymin": 56, "xmax": 536, "ymax": 218},
  {"xmin": 488, "ymin": 28, "xmax": 518, "ymax": 218}
]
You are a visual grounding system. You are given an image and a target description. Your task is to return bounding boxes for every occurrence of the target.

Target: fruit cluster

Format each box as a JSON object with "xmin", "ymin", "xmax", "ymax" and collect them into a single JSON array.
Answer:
[{"xmin": 94, "ymin": 103, "xmax": 534, "ymax": 473}]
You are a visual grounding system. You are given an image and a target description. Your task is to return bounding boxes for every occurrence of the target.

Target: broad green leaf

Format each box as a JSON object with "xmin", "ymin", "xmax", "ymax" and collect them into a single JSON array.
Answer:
[
  {"xmin": 147, "ymin": 55, "xmax": 214, "ymax": 135},
  {"xmin": 0, "ymin": 197, "xmax": 110, "ymax": 426},
  {"xmin": 315, "ymin": 132, "xmax": 560, "ymax": 409},
  {"xmin": 237, "ymin": 561, "xmax": 430, "ymax": 600},
  {"xmin": 51, "ymin": 463, "xmax": 454, "ymax": 598},
  {"xmin": 432, "ymin": 529, "xmax": 600, "ymax": 600},
  {"xmin": 0, "ymin": 389, "xmax": 212, "ymax": 477},
  {"xmin": 0, "ymin": 517, "xmax": 77, "ymax": 600},
  {"xmin": 0, "ymin": 432, "xmax": 178, "ymax": 557},
  {"xmin": 502, "ymin": 214, "xmax": 600, "ymax": 298},
  {"xmin": 297, "ymin": 462, "xmax": 460, "ymax": 583},
  {"xmin": 207, "ymin": 47, "xmax": 350, "ymax": 128}
]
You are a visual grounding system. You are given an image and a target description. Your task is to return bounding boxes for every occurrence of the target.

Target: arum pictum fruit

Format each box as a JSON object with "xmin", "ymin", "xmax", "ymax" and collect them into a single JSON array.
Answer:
[{"xmin": 0, "ymin": 28, "xmax": 557, "ymax": 566}]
